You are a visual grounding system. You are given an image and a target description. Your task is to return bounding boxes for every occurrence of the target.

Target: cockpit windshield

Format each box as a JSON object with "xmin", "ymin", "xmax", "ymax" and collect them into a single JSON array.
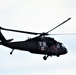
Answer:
[
  {"xmin": 61, "ymin": 43, "xmax": 65, "ymax": 48},
  {"xmin": 56, "ymin": 43, "xmax": 66, "ymax": 48}
]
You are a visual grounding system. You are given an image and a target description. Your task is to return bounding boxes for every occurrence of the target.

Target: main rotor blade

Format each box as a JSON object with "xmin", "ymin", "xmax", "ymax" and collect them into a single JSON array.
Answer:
[
  {"xmin": 47, "ymin": 18, "xmax": 71, "ymax": 33},
  {"xmin": 0, "ymin": 27, "xmax": 40, "ymax": 35}
]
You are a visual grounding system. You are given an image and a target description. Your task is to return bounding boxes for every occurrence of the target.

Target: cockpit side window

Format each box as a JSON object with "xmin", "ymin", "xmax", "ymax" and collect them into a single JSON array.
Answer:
[{"xmin": 57, "ymin": 43, "xmax": 60, "ymax": 48}]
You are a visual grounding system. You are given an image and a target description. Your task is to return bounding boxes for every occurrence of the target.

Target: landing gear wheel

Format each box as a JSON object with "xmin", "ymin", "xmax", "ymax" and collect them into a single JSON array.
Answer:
[
  {"xmin": 43, "ymin": 55, "xmax": 48, "ymax": 60},
  {"xmin": 43, "ymin": 56, "xmax": 47, "ymax": 60}
]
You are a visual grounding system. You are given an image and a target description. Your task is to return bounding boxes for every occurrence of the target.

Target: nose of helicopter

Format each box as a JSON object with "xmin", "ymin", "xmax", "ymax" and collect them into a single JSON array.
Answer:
[
  {"xmin": 63, "ymin": 47, "xmax": 68, "ymax": 54},
  {"xmin": 60, "ymin": 43, "xmax": 68, "ymax": 54}
]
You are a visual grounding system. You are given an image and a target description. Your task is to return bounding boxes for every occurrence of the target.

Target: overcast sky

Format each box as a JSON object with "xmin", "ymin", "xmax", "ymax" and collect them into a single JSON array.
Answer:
[{"xmin": 0, "ymin": 0, "xmax": 76, "ymax": 75}]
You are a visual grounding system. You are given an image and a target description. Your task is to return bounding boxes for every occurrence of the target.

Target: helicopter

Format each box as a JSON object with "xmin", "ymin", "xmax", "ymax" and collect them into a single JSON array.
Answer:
[{"xmin": 0, "ymin": 18, "xmax": 74, "ymax": 60}]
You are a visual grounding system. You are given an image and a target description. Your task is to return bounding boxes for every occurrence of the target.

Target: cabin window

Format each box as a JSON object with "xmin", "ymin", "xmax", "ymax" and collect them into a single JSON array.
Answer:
[
  {"xmin": 43, "ymin": 42, "xmax": 47, "ymax": 47},
  {"xmin": 39, "ymin": 42, "xmax": 47, "ymax": 47},
  {"xmin": 39, "ymin": 42, "xmax": 42, "ymax": 46}
]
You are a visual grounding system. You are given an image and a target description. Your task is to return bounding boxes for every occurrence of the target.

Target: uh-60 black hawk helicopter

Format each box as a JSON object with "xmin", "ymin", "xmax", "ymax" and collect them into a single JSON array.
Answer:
[{"xmin": 0, "ymin": 18, "xmax": 74, "ymax": 60}]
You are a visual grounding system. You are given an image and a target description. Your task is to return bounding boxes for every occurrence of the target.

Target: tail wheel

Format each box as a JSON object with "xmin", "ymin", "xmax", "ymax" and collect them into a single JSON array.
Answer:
[{"xmin": 10, "ymin": 49, "xmax": 14, "ymax": 55}]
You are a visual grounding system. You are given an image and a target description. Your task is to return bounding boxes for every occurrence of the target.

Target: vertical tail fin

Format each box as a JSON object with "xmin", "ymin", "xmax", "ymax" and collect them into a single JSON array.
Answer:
[{"xmin": 0, "ymin": 31, "xmax": 6, "ymax": 42}]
